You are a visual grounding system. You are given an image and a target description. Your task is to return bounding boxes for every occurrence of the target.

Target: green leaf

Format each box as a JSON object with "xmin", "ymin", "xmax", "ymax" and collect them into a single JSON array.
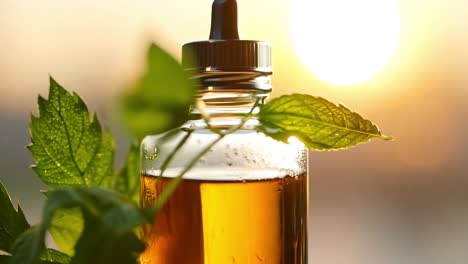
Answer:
[
  {"xmin": 258, "ymin": 94, "xmax": 392, "ymax": 150},
  {"xmin": 39, "ymin": 249, "xmax": 71, "ymax": 264},
  {"xmin": 0, "ymin": 248, "xmax": 71, "ymax": 264},
  {"xmin": 9, "ymin": 229, "xmax": 71, "ymax": 264},
  {"xmin": 10, "ymin": 187, "xmax": 146, "ymax": 264},
  {"xmin": 0, "ymin": 180, "xmax": 30, "ymax": 253},
  {"xmin": 28, "ymin": 77, "xmax": 116, "ymax": 257},
  {"xmin": 9, "ymin": 226, "xmax": 42, "ymax": 264},
  {"xmin": 71, "ymin": 214, "xmax": 143, "ymax": 264},
  {"xmin": 28, "ymin": 77, "xmax": 115, "ymax": 188},
  {"xmin": 114, "ymin": 144, "xmax": 140, "ymax": 205},
  {"xmin": 120, "ymin": 43, "xmax": 195, "ymax": 140},
  {"xmin": 47, "ymin": 208, "xmax": 82, "ymax": 256},
  {"xmin": 0, "ymin": 254, "xmax": 10, "ymax": 264}
]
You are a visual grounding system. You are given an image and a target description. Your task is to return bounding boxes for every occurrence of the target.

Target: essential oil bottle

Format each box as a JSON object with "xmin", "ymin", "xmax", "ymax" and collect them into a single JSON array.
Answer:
[{"xmin": 140, "ymin": 1, "xmax": 308, "ymax": 263}]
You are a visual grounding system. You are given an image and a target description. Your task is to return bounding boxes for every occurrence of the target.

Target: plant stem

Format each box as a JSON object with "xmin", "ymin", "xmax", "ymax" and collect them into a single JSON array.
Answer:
[
  {"xmin": 146, "ymin": 134, "xmax": 224, "ymax": 220},
  {"xmin": 146, "ymin": 98, "xmax": 261, "ymax": 221},
  {"xmin": 158, "ymin": 130, "xmax": 193, "ymax": 178}
]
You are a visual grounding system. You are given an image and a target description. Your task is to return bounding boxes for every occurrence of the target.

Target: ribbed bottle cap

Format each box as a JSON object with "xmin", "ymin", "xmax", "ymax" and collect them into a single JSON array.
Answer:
[
  {"xmin": 182, "ymin": 0, "xmax": 272, "ymax": 73},
  {"xmin": 182, "ymin": 40, "xmax": 271, "ymax": 72}
]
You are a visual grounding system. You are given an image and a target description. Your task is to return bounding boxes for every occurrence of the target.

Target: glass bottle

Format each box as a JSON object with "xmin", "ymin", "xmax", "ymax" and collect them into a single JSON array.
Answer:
[{"xmin": 140, "ymin": 1, "xmax": 308, "ymax": 263}]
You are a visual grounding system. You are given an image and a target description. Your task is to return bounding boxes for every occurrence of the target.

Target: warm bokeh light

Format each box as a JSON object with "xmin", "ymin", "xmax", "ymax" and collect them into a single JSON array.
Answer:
[{"xmin": 290, "ymin": 0, "xmax": 400, "ymax": 86}]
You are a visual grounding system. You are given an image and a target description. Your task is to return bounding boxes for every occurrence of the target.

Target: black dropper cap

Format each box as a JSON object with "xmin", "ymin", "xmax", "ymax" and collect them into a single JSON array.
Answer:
[
  {"xmin": 209, "ymin": 0, "xmax": 239, "ymax": 40},
  {"xmin": 182, "ymin": 0, "xmax": 272, "ymax": 73}
]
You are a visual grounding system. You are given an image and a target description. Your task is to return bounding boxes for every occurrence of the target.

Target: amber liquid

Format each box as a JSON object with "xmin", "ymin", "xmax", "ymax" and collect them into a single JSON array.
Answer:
[{"xmin": 140, "ymin": 172, "xmax": 308, "ymax": 264}]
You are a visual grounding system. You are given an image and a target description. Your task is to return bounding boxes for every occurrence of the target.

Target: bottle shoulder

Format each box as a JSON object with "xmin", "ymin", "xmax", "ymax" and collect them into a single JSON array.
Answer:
[
  {"xmin": 140, "ymin": 119, "xmax": 307, "ymax": 179},
  {"xmin": 142, "ymin": 118, "xmax": 305, "ymax": 153}
]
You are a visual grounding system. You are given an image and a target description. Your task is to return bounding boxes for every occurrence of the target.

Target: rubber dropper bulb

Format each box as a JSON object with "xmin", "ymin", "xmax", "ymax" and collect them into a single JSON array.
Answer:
[{"xmin": 209, "ymin": 0, "xmax": 240, "ymax": 40}]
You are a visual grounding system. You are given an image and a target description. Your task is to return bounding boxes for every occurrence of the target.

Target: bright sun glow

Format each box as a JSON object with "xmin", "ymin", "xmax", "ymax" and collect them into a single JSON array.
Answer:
[{"xmin": 290, "ymin": 0, "xmax": 400, "ymax": 86}]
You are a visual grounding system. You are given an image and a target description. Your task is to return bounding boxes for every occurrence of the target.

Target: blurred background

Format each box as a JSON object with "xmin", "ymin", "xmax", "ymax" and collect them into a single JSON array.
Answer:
[{"xmin": 1, "ymin": 0, "xmax": 467, "ymax": 263}]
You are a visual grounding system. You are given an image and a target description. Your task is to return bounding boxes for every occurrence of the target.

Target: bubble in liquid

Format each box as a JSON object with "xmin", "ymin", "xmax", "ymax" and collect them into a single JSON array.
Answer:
[{"xmin": 145, "ymin": 189, "xmax": 156, "ymax": 204}]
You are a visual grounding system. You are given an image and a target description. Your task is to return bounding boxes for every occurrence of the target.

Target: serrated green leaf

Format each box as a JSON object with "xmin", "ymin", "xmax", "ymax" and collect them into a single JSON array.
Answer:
[
  {"xmin": 9, "ymin": 229, "xmax": 71, "ymax": 264},
  {"xmin": 48, "ymin": 208, "xmax": 82, "ymax": 256},
  {"xmin": 0, "ymin": 180, "xmax": 30, "ymax": 253},
  {"xmin": 120, "ymin": 43, "xmax": 195, "ymax": 140},
  {"xmin": 28, "ymin": 77, "xmax": 116, "ymax": 257},
  {"xmin": 114, "ymin": 144, "xmax": 140, "ymax": 205},
  {"xmin": 29, "ymin": 77, "xmax": 115, "ymax": 188},
  {"xmin": 10, "ymin": 187, "xmax": 146, "ymax": 264},
  {"xmin": 258, "ymin": 94, "xmax": 392, "ymax": 150}
]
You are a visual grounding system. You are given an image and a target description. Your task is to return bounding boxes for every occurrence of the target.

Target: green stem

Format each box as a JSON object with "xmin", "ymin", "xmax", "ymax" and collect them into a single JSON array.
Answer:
[
  {"xmin": 158, "ymin": 130, "xmax": 193, "ymax": 178},
  {"xmin": 146, "ymin": 134, "xmax": 224, "ymax": 220},
  {"xmin": 146, "ymin": 98, "xmax": 261, "ymax": 221}
]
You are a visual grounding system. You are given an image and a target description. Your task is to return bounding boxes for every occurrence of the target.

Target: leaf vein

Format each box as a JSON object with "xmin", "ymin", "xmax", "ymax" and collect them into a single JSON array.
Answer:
[
  {"xmin": 260, "ymin": 112, "xmax": 384, "ymax": 138},
  {"xmin": 52, "ymin": 94, "xmax": 85, "ymax": 181}
]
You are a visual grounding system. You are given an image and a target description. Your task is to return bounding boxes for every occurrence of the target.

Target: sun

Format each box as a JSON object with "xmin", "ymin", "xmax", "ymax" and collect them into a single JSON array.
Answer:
[{"xmin": 290, "ymin": 0, "xmax": 400, "ymax": 86}]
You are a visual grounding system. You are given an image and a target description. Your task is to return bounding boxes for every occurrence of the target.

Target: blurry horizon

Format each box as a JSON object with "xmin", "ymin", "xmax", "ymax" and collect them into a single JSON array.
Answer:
[{"xmin": 1, "ymin": 0, "xmax": 468, "ymax": 263}]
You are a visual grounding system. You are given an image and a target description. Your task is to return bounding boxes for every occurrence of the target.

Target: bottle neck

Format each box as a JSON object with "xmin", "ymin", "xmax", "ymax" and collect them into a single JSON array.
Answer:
[{"xmin": 190, "ymin": 69, "xmax": 272, "ymax": 117}]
